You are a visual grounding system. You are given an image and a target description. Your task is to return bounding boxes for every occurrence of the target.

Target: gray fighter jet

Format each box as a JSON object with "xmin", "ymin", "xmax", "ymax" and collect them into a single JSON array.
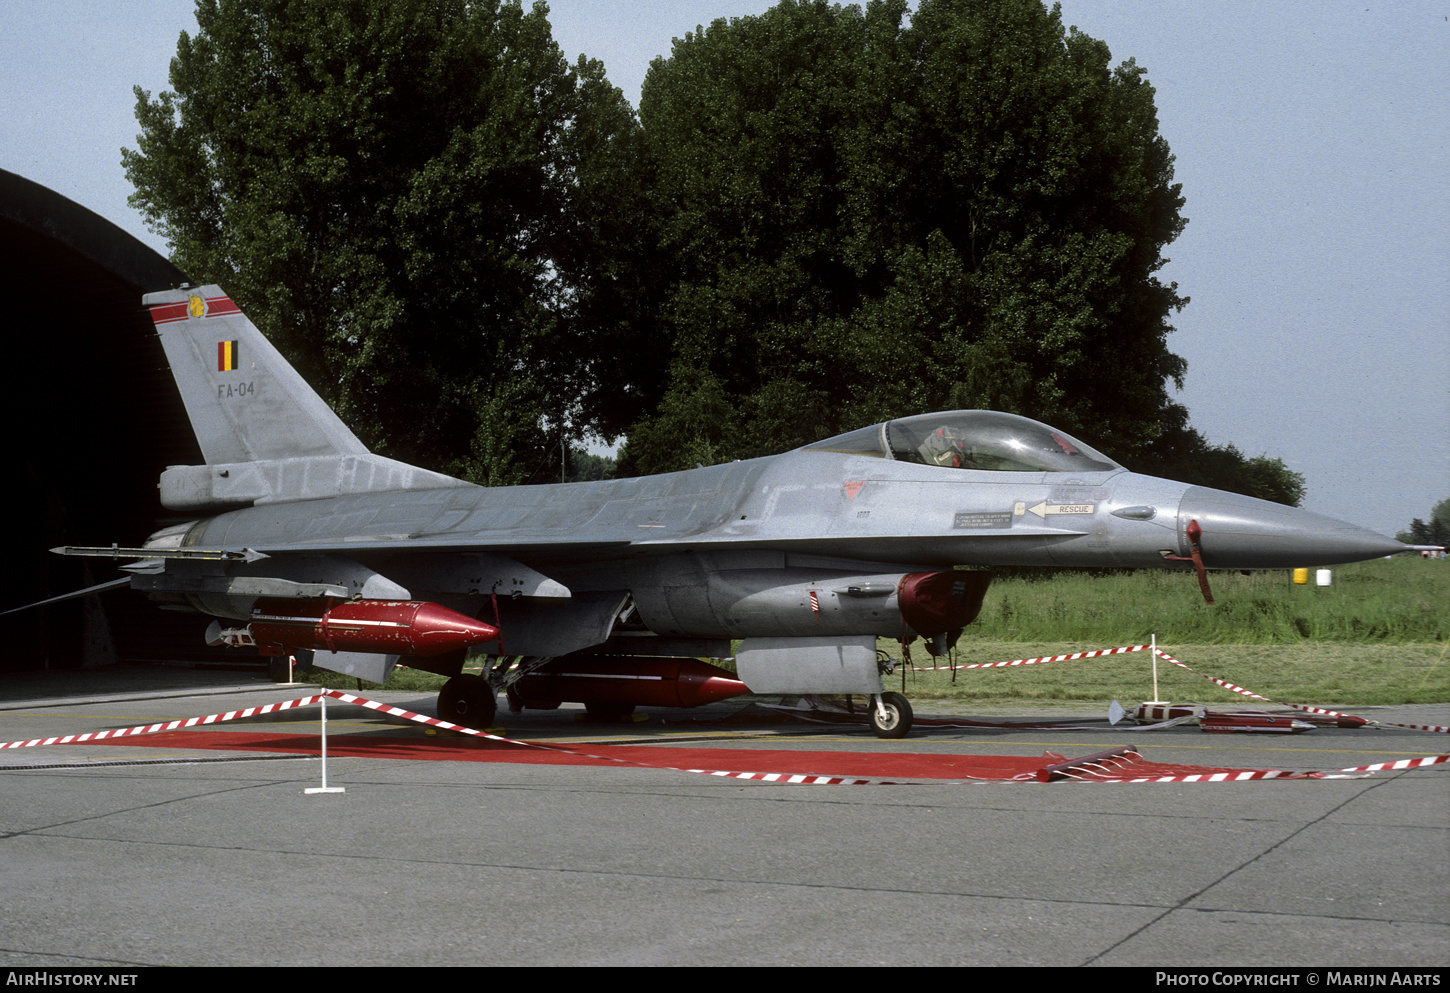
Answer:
[{"xmin": 51, "ymin": 286, "xmax": 1419, "ymax": 737}]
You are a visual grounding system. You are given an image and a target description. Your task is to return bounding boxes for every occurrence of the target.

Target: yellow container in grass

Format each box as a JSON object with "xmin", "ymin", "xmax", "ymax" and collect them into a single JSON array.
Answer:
[{"xmin": 1292, "ymin": 568, "xmax": 1309, "ymax": 585}]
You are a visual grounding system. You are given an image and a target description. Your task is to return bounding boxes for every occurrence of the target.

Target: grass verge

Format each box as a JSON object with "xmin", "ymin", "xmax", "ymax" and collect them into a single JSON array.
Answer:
[{"xmin": 889, "ymin": 640, "xmax": 1448, "ymax": 708}]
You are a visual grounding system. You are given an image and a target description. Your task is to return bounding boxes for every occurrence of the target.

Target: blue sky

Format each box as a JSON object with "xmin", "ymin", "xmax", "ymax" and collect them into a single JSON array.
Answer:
[{"xmin": 2, "ymin": 1, "xmax": 1445, "ymax": 536}]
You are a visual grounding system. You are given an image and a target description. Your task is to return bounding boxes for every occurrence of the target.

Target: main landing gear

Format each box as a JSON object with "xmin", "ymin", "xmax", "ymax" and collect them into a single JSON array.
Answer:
[
  {"xmin": 869, "ymin": 691, "xmax": 913, "ymax": 739},
  {"xmin": 438, "ymin": 661, "xmax": 915, "ymax": 739},
  {"xmin": 437, "ymin": 673, "xmax": 498, "ymax": 731}
]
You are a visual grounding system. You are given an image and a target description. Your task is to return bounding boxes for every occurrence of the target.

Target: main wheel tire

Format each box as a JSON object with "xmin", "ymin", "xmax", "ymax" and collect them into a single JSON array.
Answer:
[
  {"xmin": 869, "ymin": 691, "xmax": 913, "ymax": 739},
  {"xmin": 437, "ymin": 674, "xmax": 498, "ymax": 730}
]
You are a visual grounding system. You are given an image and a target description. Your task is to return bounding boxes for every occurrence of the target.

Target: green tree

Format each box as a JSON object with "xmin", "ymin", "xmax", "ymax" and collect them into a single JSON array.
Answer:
[
  {"xmin": 620, "ymin": 0, "xmax": 1189, "ymax": 474},
  {"xmin": 1397, "ymin": 497, "xmax": 1450, "ymax": 547},
  {"xmin": 123, "ymin": 0, "xmax": 655, "ymax": 482},
  {"xmin": 1124, "ymin": 407, "xmax": 1306, "ymax": 505}
]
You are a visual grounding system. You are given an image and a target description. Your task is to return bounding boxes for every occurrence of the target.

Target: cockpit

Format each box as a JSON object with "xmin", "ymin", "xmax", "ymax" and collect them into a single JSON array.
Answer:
[{"xmin": 802, "ymin": 411, "xmax": 1120, "ymax": 473}]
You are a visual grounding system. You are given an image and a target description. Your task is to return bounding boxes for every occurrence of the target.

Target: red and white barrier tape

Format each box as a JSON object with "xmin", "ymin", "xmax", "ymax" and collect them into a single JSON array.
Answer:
[
  {"xmin": 0, "ymin": 689, "xmax": 1133, "ymax": 784},
  {"xmin": 915, "ymin": 642, "xmax": 1447, "ymax": 735},
  {"xmin": 1331, "ymin": 753, "xmax": 1450, "ymax": 775},
  {"xmin": 1060, "ymin": 759, "xmax": 1317, "ymax": 784},
  {"xmin": 1017, "ymin": 748, "xmax": 1450, "ymax": 783},
  {"xmin": 758, "ymin": 698, "xmax": 1201, "ymax": 733},
  {"xmin": 0, "ymin": 694, "xmax": 324, "ymax": 749},
  {"xmin": 3, "ymin": 687, "xmax": 1444, "ymax": 786},
  {"xmin": 913, "ymin": 643, "xmax": 1149, "ymax": 672},
  {"xmin": 1152, "ymin": 649, "xmax": 1450, "ymax": 734},
  {"xmin": 322, "ymin": 690, "xmax": 917, "ymax": 785},
  {"xmin": 1107, "ymin": 752, "xmax": 1450, "ymax": 783}
]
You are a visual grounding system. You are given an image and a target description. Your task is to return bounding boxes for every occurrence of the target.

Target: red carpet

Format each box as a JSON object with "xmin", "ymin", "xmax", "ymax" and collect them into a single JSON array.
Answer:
[
  {"xmin": 80, "ymin": 729, "xmax": 1048, "ymax": 779},
  {"xmin": 80, "ymin": 730, "xmax": 1319, "ymax": 781}
]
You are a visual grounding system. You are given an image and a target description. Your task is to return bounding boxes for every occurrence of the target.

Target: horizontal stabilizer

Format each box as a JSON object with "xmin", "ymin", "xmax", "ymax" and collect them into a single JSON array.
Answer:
[{"xmin": 159, "ymin": 454, "xmax": 468, "ymax": 511}]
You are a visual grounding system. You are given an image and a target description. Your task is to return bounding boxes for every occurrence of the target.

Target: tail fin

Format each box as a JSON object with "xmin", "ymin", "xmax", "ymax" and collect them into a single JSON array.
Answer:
[
  {"xmin": 145, "ymin": 285, "xmax": 367, "ymax": 463},
  {"xmin": 145, "ymin": 285, "xmax": 466, "ymax": 511}
]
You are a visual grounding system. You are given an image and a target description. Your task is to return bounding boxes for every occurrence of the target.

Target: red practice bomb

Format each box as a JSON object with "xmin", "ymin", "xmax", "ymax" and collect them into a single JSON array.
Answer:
[
  {"xmin": 249, "ymin": 598, "xmax": 499, "ymax": 656},
  {"xmin": 515, "ymin": 657, "xmax": 749, "ymax": 710}
]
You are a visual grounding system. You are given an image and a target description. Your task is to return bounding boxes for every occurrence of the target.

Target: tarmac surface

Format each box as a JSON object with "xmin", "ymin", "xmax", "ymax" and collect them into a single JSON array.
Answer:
[{"xmin": 0, "ymin": 663, "xmax": 1445, "ymax": 968}]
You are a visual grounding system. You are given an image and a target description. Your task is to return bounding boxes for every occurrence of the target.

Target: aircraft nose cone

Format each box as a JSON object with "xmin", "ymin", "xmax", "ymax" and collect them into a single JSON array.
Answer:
[{"xmin": 1178, "ymin": 487, "xmax": 1407, "ymax": 569}]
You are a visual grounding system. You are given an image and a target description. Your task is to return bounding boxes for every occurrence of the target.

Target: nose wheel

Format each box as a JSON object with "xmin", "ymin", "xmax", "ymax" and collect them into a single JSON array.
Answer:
[{"xmin": 869, "ymin": 692, "xmax": 913, "ymax": 738}]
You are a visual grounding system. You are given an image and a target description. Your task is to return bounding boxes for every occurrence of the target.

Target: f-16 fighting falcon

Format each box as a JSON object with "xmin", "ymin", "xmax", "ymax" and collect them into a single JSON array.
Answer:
[{"xmin": 44, "ymin": 286, "xmax": 1421, "ymax": 737}]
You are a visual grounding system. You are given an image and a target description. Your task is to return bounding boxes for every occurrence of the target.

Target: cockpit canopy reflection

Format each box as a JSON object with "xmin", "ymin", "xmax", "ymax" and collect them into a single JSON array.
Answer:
[{"xmin": 803, "ymin": 411, "xmax": 1120, "ymax": 473}]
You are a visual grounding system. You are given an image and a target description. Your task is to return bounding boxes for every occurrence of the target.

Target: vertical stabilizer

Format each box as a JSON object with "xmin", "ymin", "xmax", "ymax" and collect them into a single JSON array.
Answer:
[{"xmin": 144, "ymin": 285, "xmax": 368, "ymax": 464}]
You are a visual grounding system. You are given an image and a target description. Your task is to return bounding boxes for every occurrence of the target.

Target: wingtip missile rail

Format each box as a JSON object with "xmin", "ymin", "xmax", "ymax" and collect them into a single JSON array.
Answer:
[{"xmin": 52, "ymin": 545, "xmax": 270, "ymax": 563}]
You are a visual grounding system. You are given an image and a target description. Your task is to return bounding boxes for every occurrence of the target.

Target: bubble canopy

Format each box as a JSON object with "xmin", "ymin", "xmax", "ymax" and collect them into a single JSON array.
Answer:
[{"xmin": 802, "ymin": 411, "xmax": 1120, "ymax": 473}]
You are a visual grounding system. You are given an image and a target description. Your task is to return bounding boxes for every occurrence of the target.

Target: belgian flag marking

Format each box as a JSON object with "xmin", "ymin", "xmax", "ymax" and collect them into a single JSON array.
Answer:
[{"xmin": 217, "ymin": 340, "xmax": 240, "ymax": 371}]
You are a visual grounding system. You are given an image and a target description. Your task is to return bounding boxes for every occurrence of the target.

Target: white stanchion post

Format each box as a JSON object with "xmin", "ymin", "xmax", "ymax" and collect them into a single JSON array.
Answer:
[
  {"xmin": 305, "ymin": 692, "xmax": 345, "ymax": 795},
  {"xmin": 1147, "ymin": 633, "xmax": 1165, "ymax": 705}
]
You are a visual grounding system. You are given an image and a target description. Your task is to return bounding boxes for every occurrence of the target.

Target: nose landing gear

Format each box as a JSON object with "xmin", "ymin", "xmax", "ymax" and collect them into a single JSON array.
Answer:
[{"xmin": 869, "ymin": 691, "xmax": 913, "ymax": 739}]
